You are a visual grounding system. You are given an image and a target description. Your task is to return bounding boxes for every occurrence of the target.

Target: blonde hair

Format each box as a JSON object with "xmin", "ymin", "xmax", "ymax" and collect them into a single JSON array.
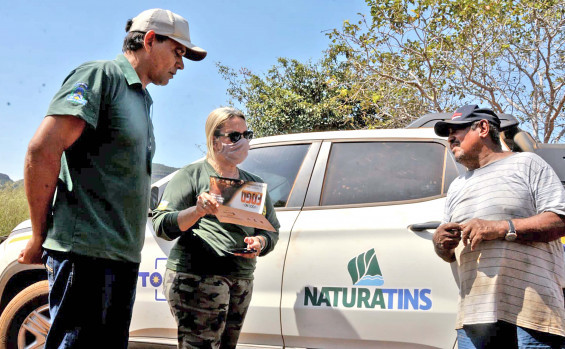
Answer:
[{"xmin": 205, "ymin": 107, "xmax": 246, "ymax": 161}]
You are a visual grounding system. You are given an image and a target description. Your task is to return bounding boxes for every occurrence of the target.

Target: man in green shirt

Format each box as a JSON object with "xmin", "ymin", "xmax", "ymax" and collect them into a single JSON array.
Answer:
[{"xmin": 19, "ymin": 9, "xmax": 206, "ymax": 348}]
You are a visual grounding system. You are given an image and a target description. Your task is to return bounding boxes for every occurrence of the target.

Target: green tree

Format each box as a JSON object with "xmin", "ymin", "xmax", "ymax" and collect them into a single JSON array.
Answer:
[
  {"xmin": 218, "ymin": 56, "xmax": 377, "ymax": 137},
  {"xmin": 329, "ymin": 0, "xmax": 565, "ymax": 142}
]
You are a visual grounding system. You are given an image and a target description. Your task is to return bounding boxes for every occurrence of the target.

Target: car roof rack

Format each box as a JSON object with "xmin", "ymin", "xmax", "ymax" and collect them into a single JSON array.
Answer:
[{"xmin": 406, "ymin": 112, "xmax": 520, "ymax": 131}]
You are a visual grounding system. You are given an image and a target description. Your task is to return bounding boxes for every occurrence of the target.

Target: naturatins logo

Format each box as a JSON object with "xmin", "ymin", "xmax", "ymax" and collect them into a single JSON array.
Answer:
[
  {"xmin": 348, "ymin": 247, "xmax": 384, "ymax": 286},
  {"xmin": 304, "ymin": 248, "xmax": 432, "ymax": 310}
]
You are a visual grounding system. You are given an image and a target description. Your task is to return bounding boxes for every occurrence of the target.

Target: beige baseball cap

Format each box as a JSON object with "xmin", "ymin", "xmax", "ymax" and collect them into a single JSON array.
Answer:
[{"xmin": 129, "ymin": 8, "xmax": 207, "ymax": 61}]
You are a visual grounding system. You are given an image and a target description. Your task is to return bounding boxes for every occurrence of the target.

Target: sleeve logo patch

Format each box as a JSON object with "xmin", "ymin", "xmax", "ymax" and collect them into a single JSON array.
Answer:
[
  {"xmin": 66, "ymin": 82, "xmax": 88, "ymax": 105},
  {"xmin": 156, "ymin": 200, "xmax": 169, "ymax": 210}
]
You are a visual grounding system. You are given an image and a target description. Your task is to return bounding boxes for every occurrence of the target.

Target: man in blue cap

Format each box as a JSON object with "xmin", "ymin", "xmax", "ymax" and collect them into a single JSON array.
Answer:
[{"xmin": 432, "ymin": 105, "xmax": 565, "ymax": 348}]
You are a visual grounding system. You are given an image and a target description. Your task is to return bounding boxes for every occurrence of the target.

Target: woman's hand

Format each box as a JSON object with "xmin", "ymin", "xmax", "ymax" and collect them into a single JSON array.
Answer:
[
  {"xmin": 177, "ymin": 193, "xmax": 219, "ymax": 232},
  {"xmin": 233, "ymin": 236, "xmax": 264, "ymax": 259},
  {"xmin": 196, "ymin": 192, "xmax": 219, "ymax": 217}
]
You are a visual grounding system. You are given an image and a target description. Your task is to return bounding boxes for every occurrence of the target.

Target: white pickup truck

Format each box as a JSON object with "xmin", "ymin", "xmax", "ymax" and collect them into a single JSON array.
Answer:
[{"xmin": 0, "ymin": 113, "xmax": 563, "ymax": 349}]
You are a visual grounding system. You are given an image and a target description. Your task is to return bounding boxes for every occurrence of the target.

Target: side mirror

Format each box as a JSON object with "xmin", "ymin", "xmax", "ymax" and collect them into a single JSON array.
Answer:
[{"xmin": 150, "ymin": 186, "xmax": 160, "ymax": 211}]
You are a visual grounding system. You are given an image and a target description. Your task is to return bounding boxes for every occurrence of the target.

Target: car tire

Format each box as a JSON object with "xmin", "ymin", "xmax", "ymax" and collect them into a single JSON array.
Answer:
[{"xmin": 0, "ymin": 280, "xmax": 50, "ymax": 349}]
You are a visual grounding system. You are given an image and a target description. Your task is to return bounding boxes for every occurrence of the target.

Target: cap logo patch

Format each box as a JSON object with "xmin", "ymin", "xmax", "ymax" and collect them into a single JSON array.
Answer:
[
  {"xmin": 451, "ymin": 112, "xmax": 462, "ymax": 120},
  {"xmin": 66, "ymin": 83, "xmax": 88, "ymax": 106}
]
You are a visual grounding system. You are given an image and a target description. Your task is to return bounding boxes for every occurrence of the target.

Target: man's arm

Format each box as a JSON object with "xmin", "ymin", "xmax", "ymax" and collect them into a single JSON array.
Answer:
[
  {"xmin": 19, "ymin": 115, "xmax": 85, "ymax": 264},
  {"xmin": 514, "ymin": 211, "xmax": 565, "ymax": 242},
  {"xmin": 460, "ymin": 212, "xmax": 565, "ymax": 251}
]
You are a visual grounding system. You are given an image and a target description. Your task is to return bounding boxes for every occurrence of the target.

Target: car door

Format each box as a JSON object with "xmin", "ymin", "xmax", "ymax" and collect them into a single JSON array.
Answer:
[
  {"xmin": 281, "ymin": 138, "xmax": 461, "ymax": 349},
  {"xmin": 236, "ymin": 141, "xmax": 319, "ymax": 346},
  {"xmin": 129, "ymin": 221, "xmax": 178, "ymax": 343}
]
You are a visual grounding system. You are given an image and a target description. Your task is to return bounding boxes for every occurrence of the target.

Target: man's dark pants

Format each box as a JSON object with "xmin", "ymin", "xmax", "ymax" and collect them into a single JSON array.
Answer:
[
  {"xmin": 44, "ymin": 250, "xmax": 139, "ymax": 349},
  {"xmin": 457, "ymin": 320, "xmax": 565, "ymax": 349}
]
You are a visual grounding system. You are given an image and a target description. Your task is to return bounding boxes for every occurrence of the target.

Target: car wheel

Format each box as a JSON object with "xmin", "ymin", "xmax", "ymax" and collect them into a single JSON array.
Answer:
[{"xmin": 0, "ymin": 280, "xmax": 50, "ymax": 349}]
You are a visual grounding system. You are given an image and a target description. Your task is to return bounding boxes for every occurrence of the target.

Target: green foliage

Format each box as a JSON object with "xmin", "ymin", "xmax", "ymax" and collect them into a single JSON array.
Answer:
[
  {"xmin": 0, "ymin": 183, "xmax": 29, "ymax": 236},
  {"xmin": 218, "ymin": 56, "xmax": 380, "ymax": 137},
  {"xmin": 328, "ymin": 0, "xmax": 565, "ymax": 142}
]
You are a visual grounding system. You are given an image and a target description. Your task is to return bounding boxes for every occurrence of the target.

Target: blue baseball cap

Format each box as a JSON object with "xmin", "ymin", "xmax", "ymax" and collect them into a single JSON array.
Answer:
[{"xmin": 434, "ymin": 105, "xmax": 501, "ymax": 137}]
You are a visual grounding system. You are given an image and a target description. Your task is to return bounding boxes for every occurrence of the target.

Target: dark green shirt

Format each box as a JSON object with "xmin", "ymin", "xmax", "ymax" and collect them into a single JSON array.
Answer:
[
  {"xmin": 43, "ymin": 54, "xmax": 155, "ymax": 263},
  {"xmin": 152, "ymin": 159, "xmax": 280, "ymax": 279}
]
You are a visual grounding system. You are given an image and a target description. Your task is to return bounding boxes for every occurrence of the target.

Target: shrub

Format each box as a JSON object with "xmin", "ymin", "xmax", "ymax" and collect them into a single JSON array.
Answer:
[{"xmin": 0, "ymin": 184, "xmax": 29, "ymax": 236}]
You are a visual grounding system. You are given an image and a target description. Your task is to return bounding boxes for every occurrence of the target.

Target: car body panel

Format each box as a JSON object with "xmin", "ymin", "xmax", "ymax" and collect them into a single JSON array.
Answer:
[
  {"xmin": 130, "ymin": 220, "xmax": 176, "ymax": 339},
  {"xmin": 280, "ymin": 200, "xmax": 458, "ymax": 349},
  {"xmin": 238, "ymin": 210, "xmax": 298, "ymax": 347}
]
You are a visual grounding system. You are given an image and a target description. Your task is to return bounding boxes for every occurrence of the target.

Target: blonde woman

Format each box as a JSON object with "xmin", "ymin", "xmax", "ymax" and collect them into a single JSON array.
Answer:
[{"xmin": 152, "ymin": 107, "xmax": 279, "ymax": 348}]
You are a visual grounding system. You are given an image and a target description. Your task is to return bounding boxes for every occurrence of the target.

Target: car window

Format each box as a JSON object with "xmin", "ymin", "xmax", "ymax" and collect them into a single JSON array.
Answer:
[
  {"xmin": 444, "ymin": 151, "xmax": 460, "ymax": 193},
  {"xmin": 240, "ymin": 144, "xmax": 310, "ymax": 207},
  {"xmin": 320, "ymin": 141, "xmax": 449, "ymax": 206}
]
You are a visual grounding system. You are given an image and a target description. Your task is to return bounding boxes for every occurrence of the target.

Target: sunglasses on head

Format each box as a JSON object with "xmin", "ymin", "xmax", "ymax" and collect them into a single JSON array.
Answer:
[{"xmin": 214, "ymin": 130, "xmax": 254, "ymax": 143}]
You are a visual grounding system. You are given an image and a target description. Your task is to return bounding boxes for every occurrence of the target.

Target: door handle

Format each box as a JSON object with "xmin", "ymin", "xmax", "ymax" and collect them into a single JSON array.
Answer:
[{"xmin": 407, "ymin": 221, "xmax": 440, "ymax": 232}]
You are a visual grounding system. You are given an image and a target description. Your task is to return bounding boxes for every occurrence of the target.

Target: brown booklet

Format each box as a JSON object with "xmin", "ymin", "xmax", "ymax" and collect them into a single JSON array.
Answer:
[{"xmin": 209, "ymin": 176, "xmax": 276, "ymax": 232}]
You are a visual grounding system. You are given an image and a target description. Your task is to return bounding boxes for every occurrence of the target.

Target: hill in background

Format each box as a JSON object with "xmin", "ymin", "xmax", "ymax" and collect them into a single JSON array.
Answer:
[
  {"xmin": 0, "ymin": 174, "xmax": 12, "ymax": 187},
  {"xmin": 152, "ymin": 163, "xmax": 179, "ymax": 183}
]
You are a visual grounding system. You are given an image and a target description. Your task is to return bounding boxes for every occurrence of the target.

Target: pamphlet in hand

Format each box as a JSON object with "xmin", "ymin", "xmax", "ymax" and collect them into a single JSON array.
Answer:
[{"xmin": 209, "ymin": 176, "xmax": 276, "ymax": 232}]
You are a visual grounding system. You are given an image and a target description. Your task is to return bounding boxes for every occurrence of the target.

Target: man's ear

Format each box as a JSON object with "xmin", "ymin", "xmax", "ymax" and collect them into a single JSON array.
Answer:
[
  {"xmin": 478, "ymin": 120, "xmax": 490, "ymax": 139},
  {"xmin": 144, "ymin": 30, "xmax": 156, "ymax": 52}
]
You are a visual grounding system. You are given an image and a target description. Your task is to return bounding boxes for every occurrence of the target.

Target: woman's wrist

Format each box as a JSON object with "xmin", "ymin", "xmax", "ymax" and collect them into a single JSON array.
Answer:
[{"xmin": 257, "ymin": 236, "xmax": 266, "ymax": 251}]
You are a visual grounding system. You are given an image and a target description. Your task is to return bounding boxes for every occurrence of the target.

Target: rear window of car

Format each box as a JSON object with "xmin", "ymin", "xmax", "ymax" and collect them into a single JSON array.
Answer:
[
  {"xmin": 240, "ymin": 144, "xmax": 310, "ymax": 207},
  {"xmin": 320, "ymin": 141, "xmax": 452, "ymax": 206}
]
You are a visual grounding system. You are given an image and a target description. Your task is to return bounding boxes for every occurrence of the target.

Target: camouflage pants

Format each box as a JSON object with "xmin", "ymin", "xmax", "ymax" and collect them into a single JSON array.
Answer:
[{"xmin": 163, "ymin": 269, "xmax": 253, "ymax": 349}]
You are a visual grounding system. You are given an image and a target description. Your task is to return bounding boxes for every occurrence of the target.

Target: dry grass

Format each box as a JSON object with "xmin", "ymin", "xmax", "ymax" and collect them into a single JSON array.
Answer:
[{"xmin": 0, "ymin": 184, "xmax": 29, "ymax": 236}]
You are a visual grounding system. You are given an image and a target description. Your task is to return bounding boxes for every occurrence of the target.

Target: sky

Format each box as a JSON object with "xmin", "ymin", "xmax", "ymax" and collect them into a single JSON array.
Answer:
[{"xmin": 0, "ymin": 0, "xmax": 368, "ymax": 181}]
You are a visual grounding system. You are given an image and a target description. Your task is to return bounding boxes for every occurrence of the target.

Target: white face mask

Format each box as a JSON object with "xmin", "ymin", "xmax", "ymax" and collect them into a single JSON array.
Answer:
[{"xmin": 217, "ymin": 138, "xmax": 250, "ymax": 165}]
